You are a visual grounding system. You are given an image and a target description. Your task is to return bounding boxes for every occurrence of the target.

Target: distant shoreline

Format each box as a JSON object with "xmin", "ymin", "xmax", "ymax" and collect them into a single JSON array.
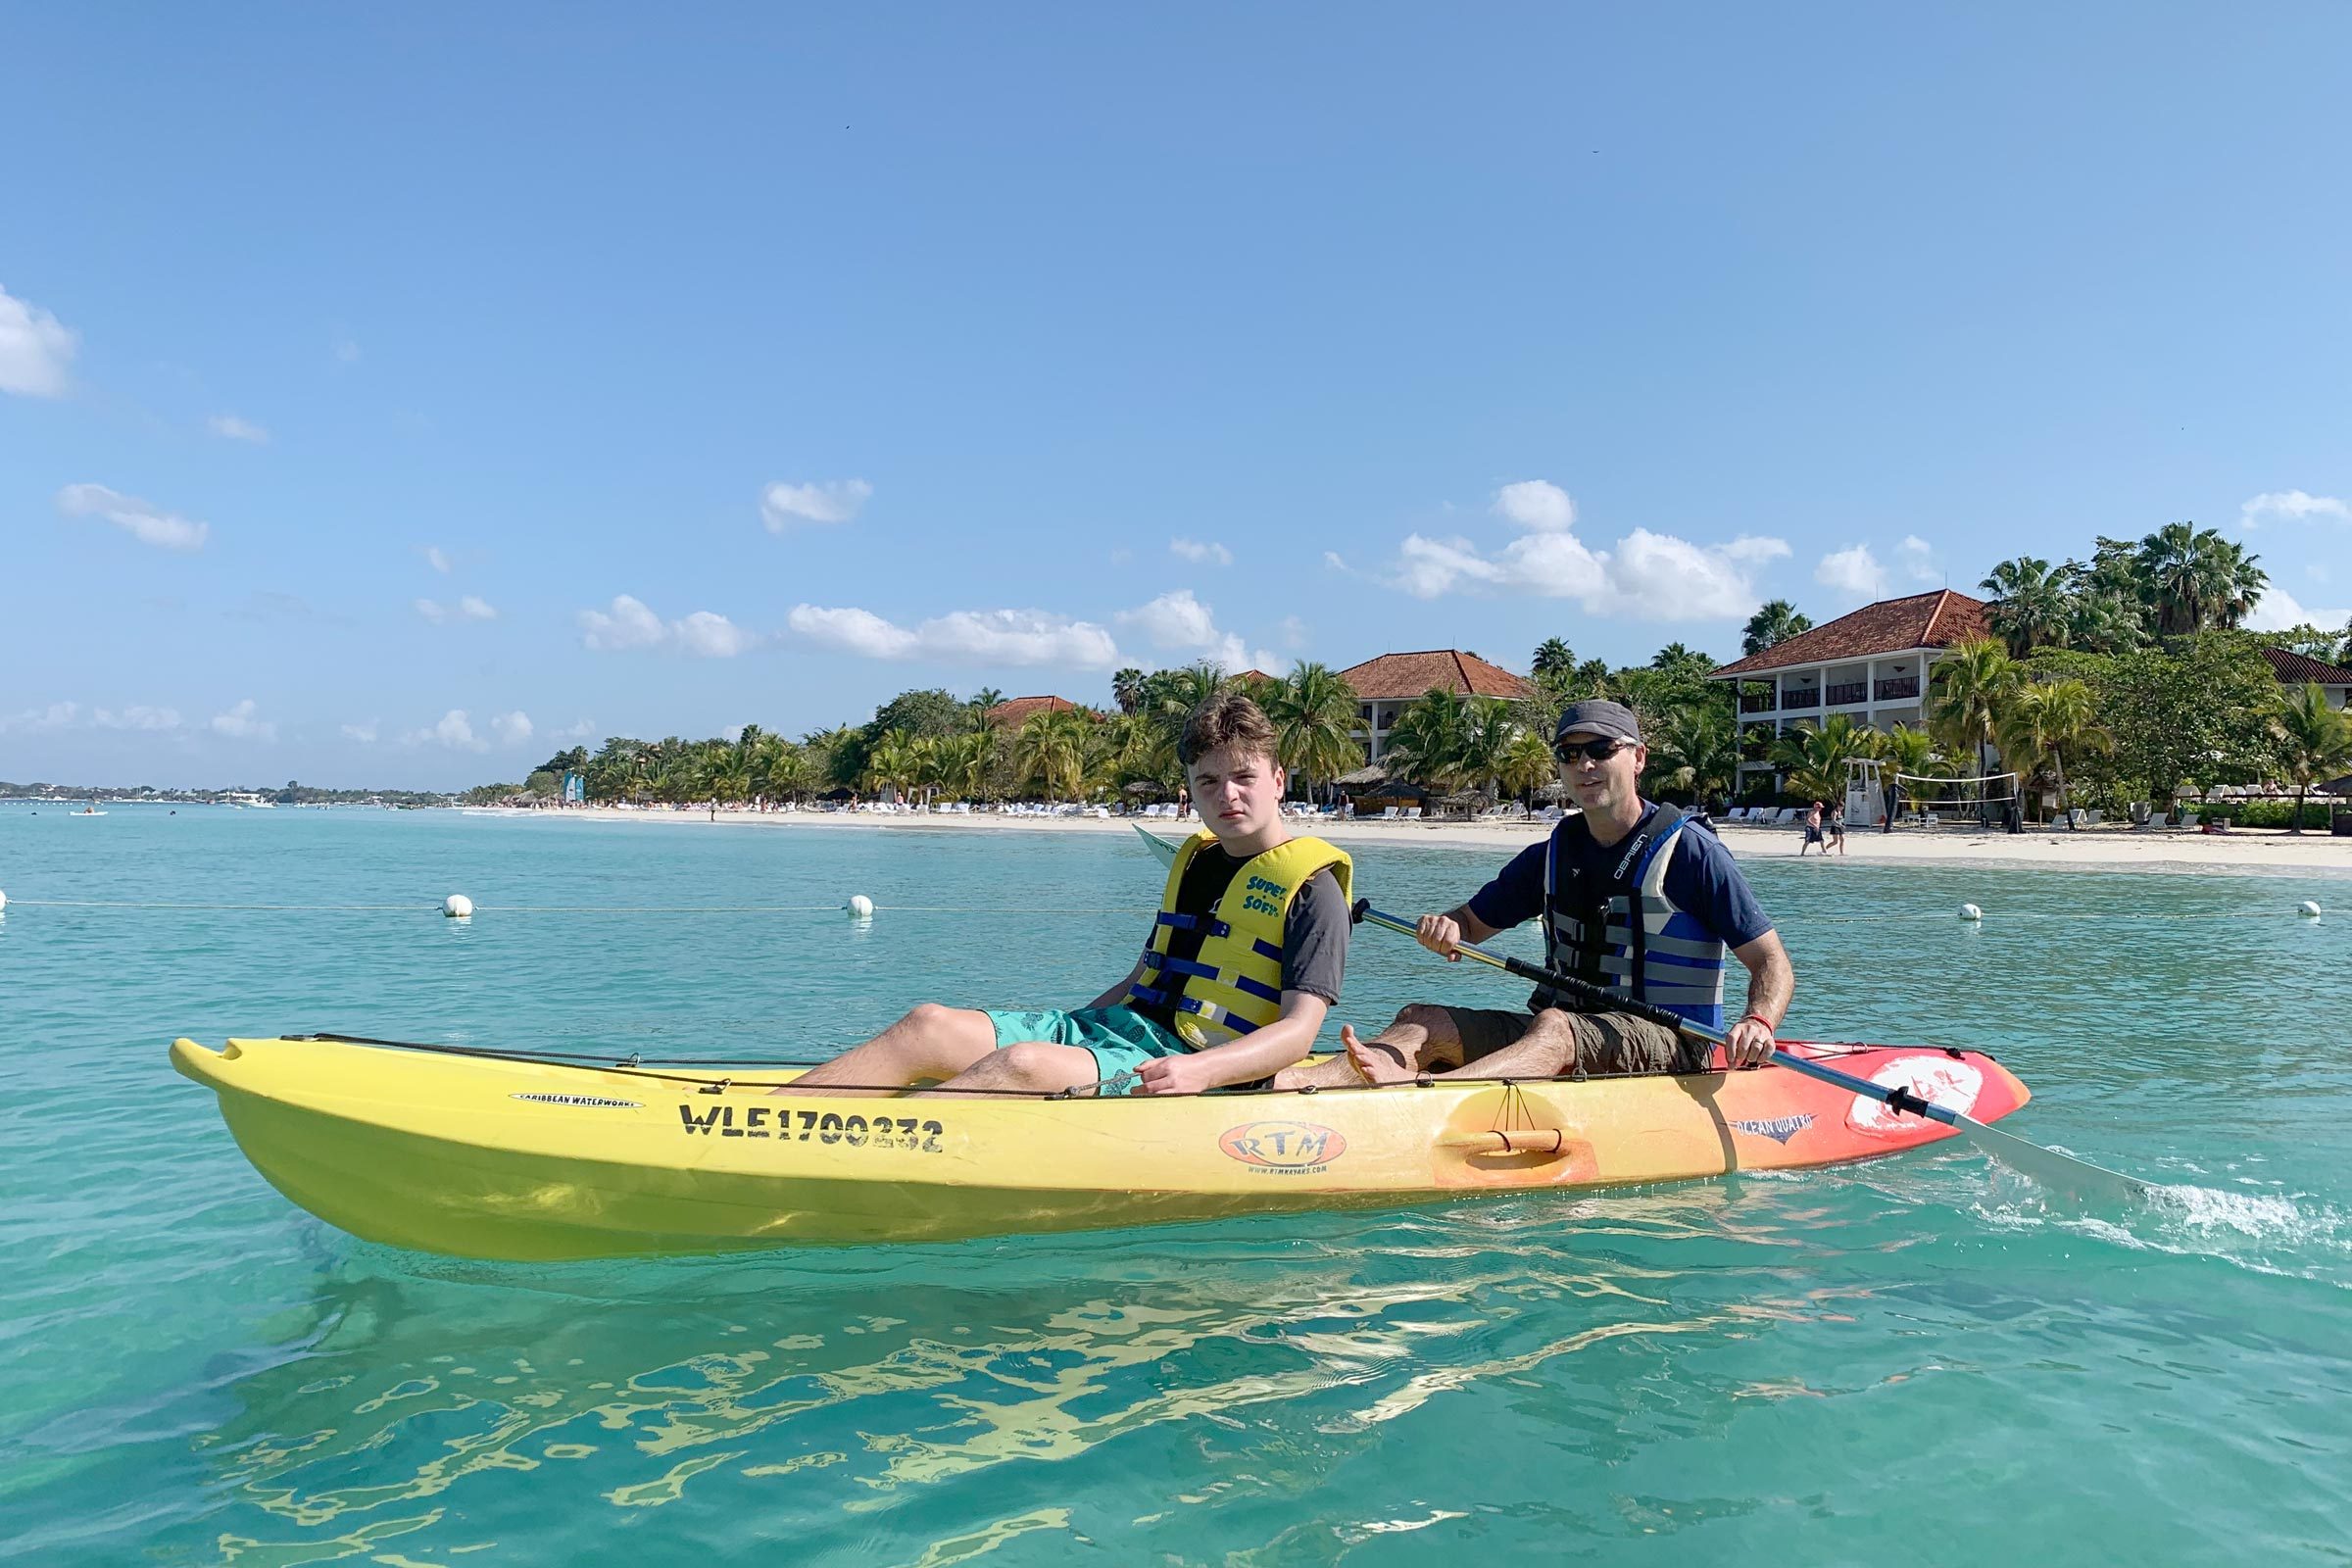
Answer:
[{"xmin": 456, "ymin": 803, "xmax": 2352, "ymax": 876}]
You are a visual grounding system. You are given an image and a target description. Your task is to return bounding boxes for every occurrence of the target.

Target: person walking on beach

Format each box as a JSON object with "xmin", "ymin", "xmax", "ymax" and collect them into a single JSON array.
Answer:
[
  {"xmin": 1827, "ymin": 802, "xmax": 1846, "ymax": 857},
  {"xmin": 1273, "ymin": 700, "xmax": 1792, "ymax": 1090},
  {"xmin": 1799, "ymin": 799, "xmax": 1825, "ymax": 857},
  {"xmin": 787, "ymin": 691, "xmax": 1349, "ymax": 1099}
]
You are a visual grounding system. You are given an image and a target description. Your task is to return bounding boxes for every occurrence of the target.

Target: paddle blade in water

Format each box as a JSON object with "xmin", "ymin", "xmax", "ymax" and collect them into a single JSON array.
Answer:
[{"xmin": 1956, "ymin": 1114, "xmax": 2149, "ymax": 1205}]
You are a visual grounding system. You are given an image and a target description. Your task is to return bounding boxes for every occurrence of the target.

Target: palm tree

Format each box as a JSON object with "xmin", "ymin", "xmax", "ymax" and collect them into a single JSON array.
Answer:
[
  {"xmin": 2134, "ymin": 522, "xmax": 2269, "ymax": 636},
  {"xmin": 1995, "ymin": 678, "xmax": 2109, "ymax": 826},
  {"xmin": 967, "ymin": 689, "xmax": 1004, "ymax": 728},
  {"xmin": 861, "ymin": 733, "xmax": 916, "ymax": 801},
  {"xmin": 1742, "ymin": 599, "xmax": 1813, "ymax": 658},
  {"xmin": 1651, "ymin": 704, "xmax": 1740, "ymax": 807},
  {"xmin": 1015, "ymin": 709, "xmax": 1092, "ymax": 801},
  {"xmin": 1262, "ymin": 662, "xmax": 1364, "ymax": 803},
  {"xmin": 1980, "ymin": 557, "xmax": 2071, "ymax": 657},
  {"xmin": 1495, "ymin": 729, "xmax": 1555, "ymax": 812},
  {"xmin": 1767, "ymin": 715, "xmax": 1875, "ymax": 804},
  {"xmin": 2063, "ymin": 588, "xmax": 2149, "ymax": 655},
  {"xmin": 1531, "ymin": 637, "xmax": 1575, "ymax": 682},
  {"xmin": 2278, "ymin": 683, "xmax": 2352, "ymax": 834},
  {"xmin": 1929, "ymin": 638, "xmax": 2018, "ymax": 777},
  {"xmin": 1110, "ymin": 667, "xmax": 1146, "ymax": 714},
  {"xmin": 1383, "ymin": 688, "xmax": 1476, "ymax": 792}
]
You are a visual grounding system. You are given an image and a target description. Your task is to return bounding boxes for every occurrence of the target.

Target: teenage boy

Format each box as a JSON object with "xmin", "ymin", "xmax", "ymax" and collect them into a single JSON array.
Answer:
[
  {"xmin": 786, "ymin": 691, "xmax": 1349, "ymax": 1098},
  {"xmin": 1274, "ymin": 699, "xmax": 1792, "ymax": 1089}
]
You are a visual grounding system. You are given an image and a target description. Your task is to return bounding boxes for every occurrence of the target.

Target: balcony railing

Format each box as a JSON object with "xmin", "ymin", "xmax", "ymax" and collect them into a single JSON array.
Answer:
[
  {"xmin": 1740, "ymin": 693, "xmax": 1777, "ymax": 713},
  {"xmin": 1781, "ymin": 689, "xmax": 1821, "ymax": 710},
  {"xmin": 1824, "ymin": 681, "xmax": 1868, "ymax": 707},
  {"xmin": 1875, "ymin": 676, "xmax": 1921, "ymax": 702}
]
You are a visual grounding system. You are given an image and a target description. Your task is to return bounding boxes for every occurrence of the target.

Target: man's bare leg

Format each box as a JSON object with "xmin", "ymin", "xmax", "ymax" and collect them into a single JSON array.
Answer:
[
  {"xmin": 913, "ymin": 1041, "xmax": 1100, "ymax": 1100},
  {"xmin": 781, "ymin": 1003, "xmax": 999, "ymax": 1098},
  {"xmin": 1416, "ymin": 1009, "xmax": 1692, "ymax": 1081},
  {"xmin": 1416, "ymin": 1007, "xmax": 1580, "ymax": 1080},
  {"xmin": 1273, "ymin": 1004, "xmax": 1473, "ymax": 1090}
]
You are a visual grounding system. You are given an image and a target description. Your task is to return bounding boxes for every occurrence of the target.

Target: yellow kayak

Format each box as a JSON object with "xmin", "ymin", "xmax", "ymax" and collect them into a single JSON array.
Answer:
[{"xmin": 172, "ymin": 1033, "xmax": 2029, "ymax": 1260}]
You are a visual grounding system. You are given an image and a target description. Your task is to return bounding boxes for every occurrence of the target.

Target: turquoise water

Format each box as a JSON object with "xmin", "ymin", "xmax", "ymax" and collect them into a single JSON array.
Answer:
[{"xmin": 4, "ymin": 807, "xmax": 2349, "ymax": 1565}]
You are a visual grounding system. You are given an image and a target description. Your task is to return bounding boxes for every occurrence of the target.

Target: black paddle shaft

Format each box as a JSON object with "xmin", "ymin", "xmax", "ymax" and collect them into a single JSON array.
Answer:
[{"xmin": 1348, "ymin": 897, "xmax": 1706, "ymax": 1043}]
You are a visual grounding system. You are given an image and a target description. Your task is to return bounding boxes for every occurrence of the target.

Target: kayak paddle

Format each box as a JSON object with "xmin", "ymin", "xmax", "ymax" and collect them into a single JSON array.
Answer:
[{"xmin": 1349, "ymin": 900, "xmax": 2149, "ymax": 1205}]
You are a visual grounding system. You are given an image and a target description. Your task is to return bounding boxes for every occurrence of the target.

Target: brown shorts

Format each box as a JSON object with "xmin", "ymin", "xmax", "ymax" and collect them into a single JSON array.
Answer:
[{"xmin": 1439, "ymin": 1005, "xmax": 1707, "ymax": 1077}]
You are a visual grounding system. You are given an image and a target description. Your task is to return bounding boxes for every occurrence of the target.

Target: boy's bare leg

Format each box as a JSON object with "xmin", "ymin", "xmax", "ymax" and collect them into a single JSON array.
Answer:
[
  {"xmin": 1273, "ymin": 1004, "xmax": 1474, "ymax": 1089},
  {"xmin": 781, "ymin": 1003, "xmax": 999, "ymax": 1097},
  {"xmin": 913, "ymin": 1041, "xmax": 1101, "ymax": 1100}
]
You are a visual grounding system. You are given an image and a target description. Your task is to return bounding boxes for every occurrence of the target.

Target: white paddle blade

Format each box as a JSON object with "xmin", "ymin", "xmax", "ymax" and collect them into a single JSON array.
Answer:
[{"xmin": 1957, "ymin": 1114, "xmax": 2149, "ymax": 1205}]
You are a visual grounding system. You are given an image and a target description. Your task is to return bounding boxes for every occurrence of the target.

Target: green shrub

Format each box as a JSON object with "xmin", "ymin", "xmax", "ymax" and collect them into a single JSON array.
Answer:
[{"xmin": 2204, "ymin": 800, "xmax": 2331, "ymax": 829}]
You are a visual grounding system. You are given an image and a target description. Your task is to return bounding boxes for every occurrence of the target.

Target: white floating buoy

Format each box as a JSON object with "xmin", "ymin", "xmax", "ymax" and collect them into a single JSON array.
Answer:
[
  {"xmin": 0, "ymin": 888, "xmax": 8, "ymax": 912},
  {"xmin": 846, "ymin": 894, "xmax": 874, "ymax": 920},
  {"xmin": 2298, "ymin": 900, "xmax": 2323, "ymax": 918},
  {"xmin": 1959, "ymin": 903, "xmax": 1983, "ymax": 922},
  {"xmin": 442, "ymin": 894, "xmax": 473, "ymax": 919}
]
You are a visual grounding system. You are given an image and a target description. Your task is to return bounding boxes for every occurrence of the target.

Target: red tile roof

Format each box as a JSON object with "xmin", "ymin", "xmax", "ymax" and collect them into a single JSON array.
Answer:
[
  {"xmin": 1339, "ymin": 649, "xmax": 1533, "ymax": 702},
  {"xmin": 1708, "ymin": 590, "xmax": 1994, "ymax": 678},
  {"xmin": 985, "ymin": 695, "xmax": 1079, "ymax": 726},
  {"xmin": 2260, "ymin": 647, "xmax": 2352, "ymax": 685}
]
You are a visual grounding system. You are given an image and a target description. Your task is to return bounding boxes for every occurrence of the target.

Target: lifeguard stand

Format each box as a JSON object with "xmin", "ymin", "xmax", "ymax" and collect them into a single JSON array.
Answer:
[{"xmin": 1845, "ymin": 757, "xmax": 1886, "ymax": 828}]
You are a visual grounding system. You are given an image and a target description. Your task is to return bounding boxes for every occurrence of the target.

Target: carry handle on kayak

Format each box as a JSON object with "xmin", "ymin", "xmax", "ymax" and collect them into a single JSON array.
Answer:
[{"xmin": 1348, "ymin": 899, "xmax": 2150, "ymax": 1204}]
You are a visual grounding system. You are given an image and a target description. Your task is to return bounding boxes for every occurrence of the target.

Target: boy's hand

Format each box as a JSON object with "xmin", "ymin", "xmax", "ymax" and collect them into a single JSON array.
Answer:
[{"xmin": 1135, "ymin": 1054, "xmax": 1219, "ymax": 1096}]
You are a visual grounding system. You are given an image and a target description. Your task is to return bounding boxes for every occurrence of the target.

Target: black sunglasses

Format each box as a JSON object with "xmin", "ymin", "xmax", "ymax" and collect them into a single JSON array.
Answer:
[{"xmin": 1553, "ymin": 736, "xmax": 1631, "ymax": 763}]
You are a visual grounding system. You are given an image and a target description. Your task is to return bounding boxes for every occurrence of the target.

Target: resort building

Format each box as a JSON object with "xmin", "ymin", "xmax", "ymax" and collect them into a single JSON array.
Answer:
[
  {"xmin": 983, "ymin": 695, "xmax": 1081, "ymax": 726},
  {"xmin": 1338, "ymin": 650, "xmax": 1533, "ymax": 764},
  {"xmin": 1705, "ymin": 589, "xmax": 1995, "ymax": 785},
  {"xmin": 2259, "ymin": 647, "xmax": 2352, "ymax": 710}
]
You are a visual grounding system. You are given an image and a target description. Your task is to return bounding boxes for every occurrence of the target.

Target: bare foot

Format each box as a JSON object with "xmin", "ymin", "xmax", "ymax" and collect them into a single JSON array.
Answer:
[{"xmin": 1342, "ymin": 1025, "xmax": 1418, "ymax": 1086}]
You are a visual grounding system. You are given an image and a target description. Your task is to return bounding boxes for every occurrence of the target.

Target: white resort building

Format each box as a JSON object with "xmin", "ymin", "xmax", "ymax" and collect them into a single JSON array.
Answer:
[{"xmin": 1706, "ymin": 589, "xmax": 1995, "ymax": 789}]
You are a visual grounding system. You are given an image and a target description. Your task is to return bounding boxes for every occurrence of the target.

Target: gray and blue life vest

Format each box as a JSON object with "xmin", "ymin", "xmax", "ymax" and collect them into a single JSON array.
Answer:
[{"xmin": 1537, "ymin": 804, "xmax": 1728, "ymax": 1030}]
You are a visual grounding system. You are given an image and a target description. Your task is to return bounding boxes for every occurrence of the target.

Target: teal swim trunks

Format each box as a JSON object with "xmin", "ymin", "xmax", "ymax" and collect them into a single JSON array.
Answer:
[{"xmin": 983, "ymin": 1005, "xmax": 1188, "ymax": 1086}]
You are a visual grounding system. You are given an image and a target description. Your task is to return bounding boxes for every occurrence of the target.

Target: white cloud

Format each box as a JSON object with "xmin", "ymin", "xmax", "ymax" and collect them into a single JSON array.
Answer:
[
  {"xmin": 2247, "ymin": 585, "xmax": 2352, "ymax": 633},
  {"xmin": 1281, "ymin": 614, "xmax": 1308, "ymax": 650},
  {"xmin": 0, "ymin": 282, "xmax": 77, "ymax": 397},
  {"xmin": 207, "ymin": 414, "xmax": 269, "ymax": 444},
  {"xmin": 1493, "ymin": 480, "xmax": 1576, "ymax": 532},
  {"xmin": 94, "ymin": 705, "xmax": 181, "ymax": 731},
  {"xmin": 1384, "ymin": 521, "xmax": 1785, "ymax": 621},
  {"xmin": 343, "ymin": 720, "xmax": 380, "ymax": 744},
  {"xmin": 415, "ymin": 595, "xmax": 498, "ymax": 623},
  {"xmin": 55, "ymin": 483, "xmax": 210, "ymax": 552},
  {"xmin": 675, "ymin": 610, "xmax": 758, "ymax": 659},
  {"xmin": 0, "ymin": 701, "xmax": 80, "ymax": 733},
  {"xmin": 576, "ymin": 595, "xmax": 755, "ymax": 657},
  {"xmin": 332, "ymin": 333, "xmax": 361, "ymax": 365},
  {"xmin": 408, "ymin": 710, "xmax": 485, "ymax": 751},
  {"xmin": 1898, "ymin": 534, "xmax": 1940, "ymax": 583},
  {"xmin": 788, "ymin": 604, "xmax": 1120, "ymax": 668},
  {"xmin": 491, "ymin": 710, "xmax": 533, "ymax": 747},
  {"xmin": 210, "ymin": 699, "xmax": 275, "ymax": 741},
  {"xmin": 550, "ymin": 718, "xmax": 597, "ymax": 742},
  {"xmin": 1815, "ymin": 544, "xmax": 1887, "ymax": 603},
  {"xmin": 1170, "ymin": 537, "xmax": 1234, "ymax": 565},
  {"xmin": 760, "ymin": 478, "xmax": 872, "ymax": 531},
  {"xmin": 1115, "ymin": 590, "xmax": 1279, "ymax": 672},
  {"xmin": 2240, "ymin": 490, "xmax": 2350, "ymax": 529},
  {"xmin": 424, "ymin": 546, "xmax": 453, "ymax": 574}
]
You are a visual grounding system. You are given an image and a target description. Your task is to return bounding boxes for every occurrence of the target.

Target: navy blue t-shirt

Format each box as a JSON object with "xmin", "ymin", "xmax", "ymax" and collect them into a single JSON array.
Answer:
[{"xmin": 1466, "ymin": 806, "xmax": 1774, "ymax": 951}]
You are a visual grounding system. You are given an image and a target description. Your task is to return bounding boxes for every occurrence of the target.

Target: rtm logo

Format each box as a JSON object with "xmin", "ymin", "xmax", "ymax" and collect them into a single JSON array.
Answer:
[{"xmin": 1218, "ymin": 1120, "xmax": 1346, "ymax": 1174}]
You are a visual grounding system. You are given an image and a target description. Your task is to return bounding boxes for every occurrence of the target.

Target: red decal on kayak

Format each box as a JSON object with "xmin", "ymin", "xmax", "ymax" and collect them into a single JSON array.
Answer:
[
  {"xmin": 1219, "ymin": 1120, "xmax": 1346, "ymax": 1171},
  {"xmin": 1847, "ymin": 1058, "xmax": 1984, "ymax": 1135}
]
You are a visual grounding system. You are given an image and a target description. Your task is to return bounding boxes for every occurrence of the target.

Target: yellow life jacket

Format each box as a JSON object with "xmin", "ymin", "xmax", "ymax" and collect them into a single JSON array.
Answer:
[{"xmin": 1128, "ymin": 831, "xmax": 1353, "ymax": 1049}]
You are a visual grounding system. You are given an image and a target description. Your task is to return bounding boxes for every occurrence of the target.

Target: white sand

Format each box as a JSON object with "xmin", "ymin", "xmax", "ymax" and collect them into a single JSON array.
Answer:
[{"xmin": 480, "ymin": 804, "xmax": 2352, "ymax": 876}]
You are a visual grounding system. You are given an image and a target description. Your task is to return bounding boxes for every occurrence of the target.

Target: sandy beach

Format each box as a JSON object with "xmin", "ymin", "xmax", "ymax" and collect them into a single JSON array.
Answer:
[{"xmin": 477, "ymin": 804, "xmax": 2352, "ymax": 876}]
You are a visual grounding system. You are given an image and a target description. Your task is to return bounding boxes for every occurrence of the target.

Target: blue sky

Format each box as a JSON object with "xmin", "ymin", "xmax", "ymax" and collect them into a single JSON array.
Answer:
[{"xmin": 5, "ymin": 4, "xmax": 2347, "ymax": 788}]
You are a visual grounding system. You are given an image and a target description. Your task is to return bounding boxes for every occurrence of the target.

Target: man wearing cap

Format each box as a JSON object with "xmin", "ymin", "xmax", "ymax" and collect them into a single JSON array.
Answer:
[{"xmin": 1274, "ymin": 700, "xmax": 1792, "ymax": 1087}]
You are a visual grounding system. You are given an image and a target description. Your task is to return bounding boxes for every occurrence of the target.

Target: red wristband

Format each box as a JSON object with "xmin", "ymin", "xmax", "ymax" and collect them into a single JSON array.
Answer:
[{"xmin": 1739, "ymin": 1011, "xmax": 1775, "ymax": 1033}]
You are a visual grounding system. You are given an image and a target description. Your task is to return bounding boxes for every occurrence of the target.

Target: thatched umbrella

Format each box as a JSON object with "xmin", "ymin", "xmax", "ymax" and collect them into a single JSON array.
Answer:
[{"xmin": 1335, "ymin": 764, "xmax": 1390, "ymax": 789}]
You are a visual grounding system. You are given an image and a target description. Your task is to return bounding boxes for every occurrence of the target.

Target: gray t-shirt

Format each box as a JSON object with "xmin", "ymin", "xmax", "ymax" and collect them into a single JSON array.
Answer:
[{"xmin": 1129, "ymin": 849, "xmax": 1348, "ymax": 1032}]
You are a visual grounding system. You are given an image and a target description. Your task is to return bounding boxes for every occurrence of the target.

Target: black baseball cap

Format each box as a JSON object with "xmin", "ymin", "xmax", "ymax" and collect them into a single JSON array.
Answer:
[{"xmin": 1552, "ymin": 699, "xmax": 1642, "ymax": 745}]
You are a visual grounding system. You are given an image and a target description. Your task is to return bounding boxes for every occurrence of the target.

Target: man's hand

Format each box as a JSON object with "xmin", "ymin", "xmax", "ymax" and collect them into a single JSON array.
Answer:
[
  {"xmin": 1724, "ymin": 1012, "xmax": 1777, "ymax": 1069},
  {"xmin": 1416, "ymin": 912, "xmax": 1465, "ymax": 961},
  {"xmin": 1134, "ymin": 1053, "xmax": 1221, "ymax": 1096}
]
